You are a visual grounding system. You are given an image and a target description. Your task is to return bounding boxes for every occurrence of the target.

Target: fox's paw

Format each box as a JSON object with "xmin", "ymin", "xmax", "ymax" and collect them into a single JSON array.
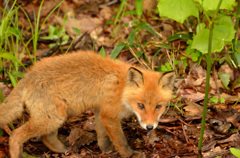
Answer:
[
  {"xmin": 98, "ymin": 137, "xmax": 115, "ymax": 153},
  {"xmin": 131, "ymin": 151, "xmax": 145, "ymax": 158},
  {"xmin": 100, "ymin": 143, "xmax": 115, "ymax": 154}
]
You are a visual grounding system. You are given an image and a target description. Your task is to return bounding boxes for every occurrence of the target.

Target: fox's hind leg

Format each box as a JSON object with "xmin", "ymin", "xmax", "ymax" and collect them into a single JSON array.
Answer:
[
  {"xmin": 9, "ymin": 116, "xmax": 66, "ymax": 158},
  {"xmin": 94, "ymin": 108, "xmax": 114, "ymax": 153},
  {"xmin": 42, "ymin": 130, "xmax": 68, "ymax": 153}
]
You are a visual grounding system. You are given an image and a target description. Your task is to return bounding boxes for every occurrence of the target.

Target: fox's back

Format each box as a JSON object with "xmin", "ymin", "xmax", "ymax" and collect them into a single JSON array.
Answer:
[{"xmin": 19, "ymin": 51, "xmax": 130, "ymax": 115}]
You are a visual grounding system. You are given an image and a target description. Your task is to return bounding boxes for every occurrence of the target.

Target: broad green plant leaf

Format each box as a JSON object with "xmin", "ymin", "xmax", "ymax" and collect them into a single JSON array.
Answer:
[
  {"xmin": 219, "ymin": 72, "xmax": 230, "ymax": 90},
  {"xmin": 110, "ymin": 42, "xmax": 126, "ymax": 59},
  {"xmin": 195, "ymin": 0, "xmax": 236, "ymax": 11},
  {"xmin": 196, "ymin": 23, "xmax": 206, "ymax": 33},
  {"xmin": 157, "ymin": 0, "xmax": 199, "ymax": 24},
  {"xmin": 214, "ymin": 16, "xmax": 236, "ymax": 43},
  {"xmin": 230, "ymin": 148, "xmax": 240, "ymax": 157},
  {"xmin": 192, "ymin": 16, "xmax": 235, "ymax": 54}
]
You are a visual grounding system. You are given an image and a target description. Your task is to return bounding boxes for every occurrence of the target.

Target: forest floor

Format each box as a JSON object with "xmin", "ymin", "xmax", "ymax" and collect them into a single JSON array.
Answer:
[{"xmin": 0, "ymin": 0, "xmax": 240, "ymax": 157}]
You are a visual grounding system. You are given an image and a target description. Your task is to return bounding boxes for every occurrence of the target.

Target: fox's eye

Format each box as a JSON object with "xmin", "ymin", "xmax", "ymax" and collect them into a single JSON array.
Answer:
[
  {"xmin": 156, "ymin": 105, "xmax": 162, "ymax": 110},
  {"xmin": 138, "ymin": 103, "xmax": 145, "ymax": 110}
]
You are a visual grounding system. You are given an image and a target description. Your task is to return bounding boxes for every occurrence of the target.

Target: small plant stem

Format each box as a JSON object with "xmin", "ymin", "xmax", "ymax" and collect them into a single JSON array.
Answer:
[
  {"xmin": 212, "ymin": 61, "xmax": 221, "ymax": 103},
  {"xmin": 197, "ymin": 0, "xmax": 223, "ymax": 157},
  {"xmin": 233, "ymin": 0, "xmax": 240, "ymax": 50}
]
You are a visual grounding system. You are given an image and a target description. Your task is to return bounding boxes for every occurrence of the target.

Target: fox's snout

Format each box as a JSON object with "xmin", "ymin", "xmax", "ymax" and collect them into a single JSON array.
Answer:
[
  {"xmin": 146, "ymin": 125, "xmax": 153, "ymax": 130},
  {"xmin": 138, "ymin": 119, "xmax": 159, "ymax": 131}
]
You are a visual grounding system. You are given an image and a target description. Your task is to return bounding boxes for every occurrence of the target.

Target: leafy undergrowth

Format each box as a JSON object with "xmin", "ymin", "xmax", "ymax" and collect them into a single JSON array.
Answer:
[{"xmin": 0, "ymin": 0, "xmax": 240, "ymax": 157}]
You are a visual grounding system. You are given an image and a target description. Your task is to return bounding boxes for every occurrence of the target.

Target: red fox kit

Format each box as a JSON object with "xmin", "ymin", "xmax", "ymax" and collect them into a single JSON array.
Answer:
[{"xmin": 0, "ymin": 50, "xmax": 175, "ymax": 158}]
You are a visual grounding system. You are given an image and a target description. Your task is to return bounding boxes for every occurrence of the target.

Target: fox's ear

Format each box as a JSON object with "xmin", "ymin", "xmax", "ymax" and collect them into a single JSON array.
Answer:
[
  {"xmin": 126, "ymin": 67, "xmax": 144, "ymax": 88},
  {"xmin": 159, "ymin": 72, "xmax": 176, "ymax": 90}
]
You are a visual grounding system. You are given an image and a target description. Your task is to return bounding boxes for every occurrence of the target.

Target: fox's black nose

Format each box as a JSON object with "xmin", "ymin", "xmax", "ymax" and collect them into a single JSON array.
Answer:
[{"xmin": 146, "ymin": 125, "xmax": 153, "ymax": 130}]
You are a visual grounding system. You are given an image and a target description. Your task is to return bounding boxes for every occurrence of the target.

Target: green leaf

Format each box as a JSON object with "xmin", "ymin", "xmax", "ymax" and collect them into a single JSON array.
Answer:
[
  {"xmin": 219, "ymin": 72, "xmax": 230, "ymax": 90},
  {"xmin": 0, "ymin": 17, "xmax": 9, "ymax": 38},
  {"xmin": 99, "ymin": 46, "xmax": 106, "ymax": 57},
  {"xmin": 127, "ymin": 30, "xmax": 136, "ymax": 45},
  {"xmin": 191, "ymin": 16, "xmax": 235, "ymax": 54},
  {"xmin": 232, "ymin": 77, "xmax": 240, "ymax": 89},
  {"xmin": 209, "ymin": 96, "xmax": 218, "ymax": 103},
  {"xmin": 134, "ymin": 22, "xmax": 162, "ymax": 38},
  {"xmin": 166, "ymin": 33, "xmax": 191, "ymax": 41},
  {"xmin": 191, "ymin": 51, "xmax": 201, "ymax": 62},
  {"xmin": 230, "ymin": 148, "xmax": 240, "ymax": 157},
  {"xmin": 196, "ymin": 0, "xmax": 236, "ymax": 11},
  {"xmin": 157, "ymin": 0, "xmax": 199, "ymax": 24},
  {"xmin": 11, "ymin": 71, "xmax": 24, "ymax": 78},
  {"xmin": 23, "ymin": 152, "xmax": 39, "ymax": 158},
  {"xmin": 180, "ymin": 56, "xmax": 188, "ymax": 68},
  {"xmin": 114, "ymin": 0, "xmax": 126, "ymax": 25},
  {"xmin": 0, "ymin": 53, "xmax": 25, "ymax": 67},
  {"xmin": 214, "ymin": 16, "xmax": 235, "ymax": 44},
  {"xmin": 123, "ymin": 11, "xmax": 137, "ymax": 16},
  {"xmin": 220, "ymin": 97, "xmax": 225, "ymax": 104},
  {"xmin": 196, "ymin": 23, "xmax": 206, "ymax": 33},
  {"xmin": 0, "ymin": 88, "xmax": 4, "ymax": 103},
  {"xmin": 232, "ymin": 51, "xmax": 240, "ymax": 67},
  {"xmin": 105, "ymin": 21, "xmax": 114, "ymax": 25},
  {"xmin": 7, "ymin": 27, "xmax": 20, "ymax": 37},
  {"xmin": 72, "ymin": 27, "xmax": 81, "ymax": 35},
  {"xmin": 110, "ymin": 42, "xmax": 126, "ymax": 59},
  {"xmin": 157, "ymin": 43, "xmax": 172, "ymax": 49},
  {"xmin": 157, "ymin": 62, "xmax": 173, "ymax": 72},
  {"xmin": 191, "ymin": 28, "xmax": 210, "ymax": 54},
  {"xmin": 7, "ymin": 72, "xmax": 18, "ymax": 88},
  {"xmin": 136, "ymin": 50, "xmax": 144, "ymax": 58},
  {"xmin": 135, "ymin": 0, "xmax": 143, "ymax": 16}
]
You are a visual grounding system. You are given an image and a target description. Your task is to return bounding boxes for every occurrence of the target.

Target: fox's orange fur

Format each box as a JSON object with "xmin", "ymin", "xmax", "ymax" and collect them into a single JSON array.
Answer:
[{"xmin": 0, "ymin": 50, "xmax": 175, "ymax": 158}]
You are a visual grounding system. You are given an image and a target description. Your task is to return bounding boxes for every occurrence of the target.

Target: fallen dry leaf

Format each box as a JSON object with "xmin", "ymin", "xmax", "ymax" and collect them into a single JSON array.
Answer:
[
  {"xmin": 219, "ymin": 62, "xmax": 234, "ymax": 81},
  {"xmin": 217, "ymin": 133, "xmax": 240, "ymax": 144},
  {"xmin": 202, "ymin": 146, "xmax": 229, "ymax": 157},
  {"xmin": 220, "ymin": 93, "xmax": 240, "ymax": 103},
  {"xmin": 209, "ymin": 119, "xmax": 231, "ymax": 134},
  {"xmin": 66, "ymin": 128, "xmax": 96, "ymax": 147},
  {"xmin": 183, "ymin": 100, "xmax": 203, "ymax": 117},
  {"xmin": 180, "ymin": 90, "xmax": 205, "ymax": 102},
  {"xmin": 57, "ymin": 16, "xmax": 103, "ymax": 38}
]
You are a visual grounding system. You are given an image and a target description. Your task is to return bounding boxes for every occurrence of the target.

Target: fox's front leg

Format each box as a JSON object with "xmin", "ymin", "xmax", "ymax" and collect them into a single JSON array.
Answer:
[
  {"xmin": 99, "ymin": 113, "xmax": 144, "ymax": 158},
  {"xmin": 94, "ymin": 108, "xmax": 114, "ymax": 153}
]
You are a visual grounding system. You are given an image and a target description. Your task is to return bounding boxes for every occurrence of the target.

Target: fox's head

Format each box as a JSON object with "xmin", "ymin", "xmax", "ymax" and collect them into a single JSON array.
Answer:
[{"xmin": 122, "ymin": 67, "xmax": 175, "ymax": 130}]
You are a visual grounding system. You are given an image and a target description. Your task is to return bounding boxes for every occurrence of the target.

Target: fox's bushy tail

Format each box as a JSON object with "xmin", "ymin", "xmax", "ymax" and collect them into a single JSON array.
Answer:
[{"xmin": 0, "ymin": 86, "xmax": 24, "ymax": 128}]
